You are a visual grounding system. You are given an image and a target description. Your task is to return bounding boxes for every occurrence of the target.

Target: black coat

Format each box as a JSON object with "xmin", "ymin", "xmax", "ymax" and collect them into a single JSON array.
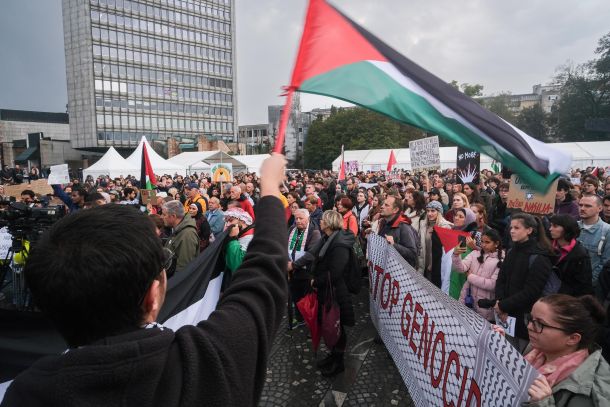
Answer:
[
  {"xmin": 312, "ymin": 230, "xmax": 356, "ymax": 327},
  {"xmin": 495, "ymin": 238, "xmax": 553, "ymax": 340},
  {"xmin": 1, "ymin": 197, "xmax": 288, "ymax": 407},
  {"xmin": 554, "ymin": 241, "xmax": 594, "ymax": 297}
]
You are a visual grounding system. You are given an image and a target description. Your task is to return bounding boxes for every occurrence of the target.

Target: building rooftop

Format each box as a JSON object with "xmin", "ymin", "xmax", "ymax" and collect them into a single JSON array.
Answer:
[{"xmin": 0, "ymin": 109, "xmax": 69, "ymax": 124}]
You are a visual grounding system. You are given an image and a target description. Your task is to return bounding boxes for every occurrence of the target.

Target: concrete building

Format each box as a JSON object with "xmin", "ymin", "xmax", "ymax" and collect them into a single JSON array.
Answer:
[
  {"xmin": 480, "ymin": 83, "xmax": 561, "ymax": 114},
  {"xmin": 62, "ymin": 0, "xmax": 237, "ymax": 153},
  {"xmin": 238, "ymin": 123, "xmax": 268, "ymax": 154}
]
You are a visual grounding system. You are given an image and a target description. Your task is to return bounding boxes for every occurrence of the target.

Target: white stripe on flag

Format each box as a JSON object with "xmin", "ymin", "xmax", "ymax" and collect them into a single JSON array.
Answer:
[
  {"xmin": 440, "ymin": 248, "xmax": 453, "ymax": 294},
  {"xmin": 0, "ymin": 380, "xmax": 12, "ymax": 402},
  {"xmin": 163, "ymin": 273, "xmax": 224, "ymax": 331}
]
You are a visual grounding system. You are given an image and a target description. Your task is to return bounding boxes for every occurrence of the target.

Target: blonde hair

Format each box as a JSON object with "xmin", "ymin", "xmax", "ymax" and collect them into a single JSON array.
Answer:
[
  {"xmin": 452, "ymin": 192, "xmax": 470, "ymax": 207},
  {"xmin": 322, "ymin": 210, "xmax": 343, "ymax": 231}
]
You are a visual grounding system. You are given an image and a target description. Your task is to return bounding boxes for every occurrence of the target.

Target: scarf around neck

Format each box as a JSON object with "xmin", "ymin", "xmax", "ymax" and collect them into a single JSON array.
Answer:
[
  {"xmin": 525, "ymin": 348, "xmax": 589, "ymax": 387},
  {"xmin": 289, "ymin": 225, "xmax": 309, "ymax": 252}
]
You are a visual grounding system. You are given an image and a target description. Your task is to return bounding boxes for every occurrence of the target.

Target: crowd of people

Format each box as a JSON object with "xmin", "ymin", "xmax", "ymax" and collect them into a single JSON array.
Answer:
[{"xmin": 2, "ymin": 161, "xmax": 610, "ymax": 405}]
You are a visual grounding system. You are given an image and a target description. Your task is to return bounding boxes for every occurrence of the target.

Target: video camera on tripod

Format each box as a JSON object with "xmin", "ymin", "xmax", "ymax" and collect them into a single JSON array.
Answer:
[{"xmin": 0, "ymin": 201, "xmax": 65, "ymax": 310}]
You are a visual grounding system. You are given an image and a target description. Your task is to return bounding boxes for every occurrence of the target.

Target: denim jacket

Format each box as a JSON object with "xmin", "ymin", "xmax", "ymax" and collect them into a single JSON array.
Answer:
[{"xmin": 577, "ymin": 218, "xmax": 610, "ymax": 286}]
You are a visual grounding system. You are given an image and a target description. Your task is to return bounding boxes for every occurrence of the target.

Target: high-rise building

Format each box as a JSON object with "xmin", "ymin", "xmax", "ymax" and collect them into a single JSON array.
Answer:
[{"xmin": 62, "ymin": 0, "xmax": 237, "ymax": 153}]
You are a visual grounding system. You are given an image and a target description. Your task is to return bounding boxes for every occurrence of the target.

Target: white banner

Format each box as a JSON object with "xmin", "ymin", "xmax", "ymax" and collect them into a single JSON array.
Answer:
[
  {"xmin": 367, "ymin": 234, "xmax": 537, "ymax": 407},
  {"xmin": 409, "ymin": 136, "xmax": 441, "ymax": 171}
]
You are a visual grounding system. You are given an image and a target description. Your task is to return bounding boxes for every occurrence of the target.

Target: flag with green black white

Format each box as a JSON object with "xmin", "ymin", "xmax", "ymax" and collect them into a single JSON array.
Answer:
[{"xmin": 284, "ymin": 0, "xmax": 571, "ymax": 191}]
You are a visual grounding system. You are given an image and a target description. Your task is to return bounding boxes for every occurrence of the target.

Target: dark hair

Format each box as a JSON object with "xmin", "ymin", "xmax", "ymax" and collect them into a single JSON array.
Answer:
[
  {"xmin": 583, "ymin": 176, "xmax": 599, "ymax": 188},
  {"xmin": 511, "ymin": 213, "xmax": 553, "ymax": 253},
  {"xmin": 25, "ymin": 205, "xmax": 164, "ymax": 347},
  {"xmin": 539, "ymin": 294, "xmax": 606, "ymax": 351},
  {"xmin": 123, "ymin": 187, "xmax": 135, "ymax": 198},
  {"xmin": 412, "ymin": 191, "xmax": 427, "ymax": 212},
  {"xmin": 72, "ymin": 187, "xmax": 88, "ymax": 199},
  {"xmin": 287, "ymin": 191, "xmax": 301, "ymax": 202},
  {"xmin": 470, "ymin": 203, "xmax": 488, "ymax": 224},
  {"xmin": 20, "ymin": 189, "xmax": 35, "ymax": 199},
  {"xmin": 549, "ymin": 214, "xmax": 580, "ymax": 241},
  {"xmin": 478, "ymin": 228, "xmax": 503, "ymax": 267},
  {"xmin": 557, "ymin": 178, "xmax": 572, "ymax": 192},
  {"xmin": 464, "ymin": 182, "xmax": 482, "ymax": 205},
  {"xmin": 498, "ymin": 182, "xmax": 510, "ymax": 191}
]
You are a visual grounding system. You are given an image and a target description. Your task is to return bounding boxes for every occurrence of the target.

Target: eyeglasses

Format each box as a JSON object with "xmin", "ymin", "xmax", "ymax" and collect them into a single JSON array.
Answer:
[{"xmin": 524, "ymin": 313, "xmax": 570, "ymax": 334}]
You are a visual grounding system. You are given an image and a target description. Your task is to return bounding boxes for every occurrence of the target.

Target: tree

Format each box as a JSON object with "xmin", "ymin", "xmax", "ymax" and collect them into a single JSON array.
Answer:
[
  {"xmin": 461, "ymin": 83, "xmax": 484, "ymax": 98},
  {"xmin": 515, "ymin": 104, "xmax": 548, "ymax": 141},
  {"xmin": 481, "ymin": 93, "xmax": 517, "ymax": 124},
  {"xmin": 303, "ymin": 107, "xmax": 424, "ymax": 169}
]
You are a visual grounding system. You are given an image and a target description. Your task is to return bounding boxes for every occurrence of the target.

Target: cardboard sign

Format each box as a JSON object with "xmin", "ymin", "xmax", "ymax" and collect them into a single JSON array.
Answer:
[
  {"xmin": 456, "ymin": 147, "xmax": 480, "ymax": 184},
  {"xmin": 506, "ymin": 174, "xmax": 557, "ymax": 215},
  {"xmin": 3, "ymin": 179, "xmax": 53, "ymax": 198},
  {"xmin": 409, "ymin": 136, "xmax": 440, "ymax": 171},
  {"xmin": 211, "ymin": 163, "xmax": 232, "ymax": 183}
]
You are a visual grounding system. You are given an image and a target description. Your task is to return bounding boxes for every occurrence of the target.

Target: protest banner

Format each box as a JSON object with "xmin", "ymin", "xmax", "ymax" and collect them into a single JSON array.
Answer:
[
  {"xmin": 456, "ymin": 147, "xmax": 480, "ymax": 184},
  {"xmin": 367, "ymin": 234, "xmax": 537, "ymax": 406},
  {"xmin": 409, "ymin": 136, "xmax": 441, "ymax": 172},
  {"xmin": 211, "ymin": 163, "xmax": 232, "ymax": 183},
  {"xmin": 345, "ymin": 160, "xmax": 359, "ymax": 174},
  {"xmin": 506, "ymin": 174, "xmax": 557, "ymax": 215}
]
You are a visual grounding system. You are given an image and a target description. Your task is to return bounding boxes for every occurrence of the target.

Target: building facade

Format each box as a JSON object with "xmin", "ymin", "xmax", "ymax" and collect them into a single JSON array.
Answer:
[
  {"xmin": 62, "ymin": 0, "xmax": 237, "ymax": 153},
  {"xmin": 238, "ymin": 123, "xmax": 268, "ymax": 154}
]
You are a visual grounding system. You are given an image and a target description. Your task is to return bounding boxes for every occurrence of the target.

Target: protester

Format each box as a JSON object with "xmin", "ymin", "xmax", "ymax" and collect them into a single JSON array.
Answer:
[
  {"xmin": 603, "ymin": 194, "xmax": 610, "ymax": 223},
  {"xmin": 445, "ymin": 192, "xmax": 469, "ymax": 223},
  {"xmin": 352, "ymin": 190, "xmax": 370, "ymax": 232},
  {"xmin": 51, "ymin": 185, "xmax": 87, "ymax": 213},
  {"xmin": 489, "ymin": 182, "xmax": 510, "ymax": 237},
  {"xmin": 452, "ymin": 229, "xmax": 503, "ymax": 321},
  {"xmin": 495, "ymin": 213, "xmax": 554, "ymax": 352},
  {"xmin": 577, "ymin": 194, "xmax": 610, "ymax": 299},
  {"xmin": 554, "ymin": 178, "xmax": 579, "ymax": 219},
  {"xmin": 162, "ymin": 200, "xmax": 199, "ymax": 275},
  {"xmin": 522, "ymin": 295, "xmax": 610, "ymax": 406},
  {"xmin": 312, "ymin": 210, "xmax": 355, "ymax": 377},
  {"xmin": 3, "ymin": 153, "xmax": 289, "ymax": 406},
  {"xmin": 223, "ymin": 207, "xmax": 255, "ymax": 276},
  {"xmin": 304, "ymin": 195, "xmax": 323, "ymax": 230},
  {"xmin": 337, "ymin": 196, "xmax": 358, "ymax": 236},
  {"xmin": 377, "ymin": 195, "xmax": 418, "ymax": 268},
  {"xmin": 183, "ymin": 182, "xmax": 207, "ymax": 213},
  {"xmin": 449, "ymin": 207, "xmax": 480, "ymax": 299},
  {"xmin": 470, "ymin": 203, "xmax": 491, "ymax": 234},
  {"xmin": 286, "ymin": 208, "xmax": 321, "ymax": 325},
  {"xmin": 229, "ymin": 185, "xmax": 255, "ymax": 220},
  {"xmin": 206, "ymin": 196, "xmax": 225, "ymax": 237},
  {"xmin": 426, "ymin": 200, "xmax": 453, "ymax": 286},
  {"xmin": 549, "ymin": 214, "xmax": 594, "ymax": 297},
  {"xmin": 188, "ymin": 202, "xmax": 211, "ymax": 252}
]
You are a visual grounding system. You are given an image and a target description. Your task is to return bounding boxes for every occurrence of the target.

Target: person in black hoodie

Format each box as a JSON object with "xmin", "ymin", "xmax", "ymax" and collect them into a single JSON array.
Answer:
[
  {"xmin": 2, "ymin": 154, "xmax": 289, "ymax": 407},
  {"xmin": 495, "ymin": 212, "xmax": 554, "ymax": 353},
  {"xmin": 311, "ymin": 210, "xmax": 355, "ymax": 377},
  {"xmin": 549, "ymin": 214, "xmax": 593, "ymax": 297}
]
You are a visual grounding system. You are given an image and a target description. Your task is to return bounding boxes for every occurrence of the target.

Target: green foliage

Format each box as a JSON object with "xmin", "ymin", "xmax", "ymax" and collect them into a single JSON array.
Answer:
[
  {"xmin": 481, "ymin": 93, "xmax": 517, "ymax": 124},
  {"xmin": 516, "ymin": 104, "xmax": 549, "ymax": 141},
  {"xmin": 303, "ymin": 107, "xmax": 424, "ymax": 169}
]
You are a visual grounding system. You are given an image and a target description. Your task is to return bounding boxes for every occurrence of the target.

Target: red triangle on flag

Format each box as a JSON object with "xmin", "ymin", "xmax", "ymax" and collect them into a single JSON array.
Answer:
[
  {"xmin": 433, "ymin": 226, "xmax": 470, "ymax": 253},
  {"xmin": 387, "ymin": 150, "xmax": 397, "ymax": 172}
]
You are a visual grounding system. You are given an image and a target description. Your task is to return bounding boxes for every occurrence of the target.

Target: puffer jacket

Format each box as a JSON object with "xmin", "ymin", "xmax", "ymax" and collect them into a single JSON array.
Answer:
[
  {"xmin": 165, "ymin": 215, "xmax": 200, "ymax": 272},
  {"xmin": 452, "ymin": 250, "xmax": 501, "ymax": 321},
  {"xmin": 522, "ymin": 349, "xmax": 610, "ymax": 407}
]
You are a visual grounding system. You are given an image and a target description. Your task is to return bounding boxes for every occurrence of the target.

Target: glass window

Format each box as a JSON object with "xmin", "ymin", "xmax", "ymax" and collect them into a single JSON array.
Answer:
[
  {"xmin": 118, "ymin": 48, "xmax": 125, "ymax": 60},
  {"xmin": 110, "ymin": 47, "xmax": 117, "ymax": 58},
  {"xmin": 105, "ymin": 114, "xmax": 113, "ymax": 126},
  {"xmin": 137, "ymin": 116, "xmax": 143, "ymax": 127},
  {"xmin": 144, "ymin": 117, "xmax": 151, "ymax": 128},
  {"xmin": 108, "ymin": 13, "xmax": 116, "ymax": 25},
  {"xmin": 109, "ymin": 30, "xmax": 117, "ymax": 43},
  {"xmin": 91, "ymin": 10, "xmax": 100, "ymax": 22},
  {"xmin": 111, "ymin": 64, "xmax": 119, "ymax": 76},
  {"xmin": 101, "ymin": 29, "xmax": 109, "ymax": 41},
  {"xmin": 92, "ymin": 27, "xmax": 101, "ymax": 40},
  {"xmin": 129, "ymin": 116, "xmax": 136, "ymax": 127},
  {"xmin": 119, "ymin": 82, "xmax": 127, "ymax": 93}
]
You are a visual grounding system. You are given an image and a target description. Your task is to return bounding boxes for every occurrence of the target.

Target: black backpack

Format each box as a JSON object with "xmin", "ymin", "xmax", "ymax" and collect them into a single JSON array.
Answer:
[{"xmin": 344, "ymin": 240, "xmax": 364, "ymax": 294}]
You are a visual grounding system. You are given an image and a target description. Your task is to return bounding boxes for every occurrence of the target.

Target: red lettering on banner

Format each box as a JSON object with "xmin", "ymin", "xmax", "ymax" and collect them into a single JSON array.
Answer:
[
  {"xmin": 465, "ymin": 380, "xmax": 481, "ymax": 407},
  {"xmin": 409, "ymin": 302, "xmax": 423, "ymax": 354},
  {"xmin": 380, "ymin": 272, "xmax": 392, "ymax": 309},
  {"xmin": 372, "ymin": 265, "xmax": 384, "ymax": 302},
  {"xmin": 442, "ymin": 351, "xmax": 461, "ymax": 407},
  {"xmin": 430, "ymin": 331, "xmax": 446, "ymax": 388},
  {"xmin": 400, "ymin": 293, "xmax": 413, "ymax": 338},
  {"xmin": 367, "ymin": 261, "xmax": 374, "ymax": 295},
  {"xmin": 422, "ymin": 319, "xmax": 436, "ymax": 370},
  {"xmin": 457, "ymin": 366, "xmax": 469, "ymax": 407},
  {"xmin": 389, "ymin": 280, "xmax": 400, "ymax": 316}
]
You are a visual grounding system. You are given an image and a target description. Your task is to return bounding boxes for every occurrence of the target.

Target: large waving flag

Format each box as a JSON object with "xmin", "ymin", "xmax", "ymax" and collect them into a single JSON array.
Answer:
[
  {"xmin": 140, "ymin": 142, "xmax": 157, "ymax": 190},
  {"xmin": 433, "ymin": 226, "xmax": 470, "ymax": 295},
  {"xmin": 276, "ymin": 0, "xmax": 571, "ymax": 191}
]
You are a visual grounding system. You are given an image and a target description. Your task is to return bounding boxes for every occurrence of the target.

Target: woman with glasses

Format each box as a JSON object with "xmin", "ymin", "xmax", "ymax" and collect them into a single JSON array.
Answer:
[{"xmin": 521, "ymin": 294, "xmax": 610, "ymax": 406}]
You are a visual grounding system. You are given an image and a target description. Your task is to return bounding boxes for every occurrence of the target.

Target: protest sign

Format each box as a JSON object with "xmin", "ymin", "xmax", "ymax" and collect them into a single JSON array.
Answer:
[
  {"xmin": 47, "ymin": 164, "xmax": 70, "ymax": 185},
  {"xmin": 409, "ymin": 136, "xmax": 440, "ymax": 172},
  {"xmin": 211, "ymin": 163, "xmax": 232, "ymax": 183},
  {"xmin": 367, "ymin": 234, "xmax": 537, "ymax": 407},
  {"xmin": 506, "ymin": 174, "xmax": 557, "ymax": 215},
  {"xmin": 345, "ymin": 160, "xmax": 359, "ymax": 173},
  {"xmin": 456, "ymin": 147, "xmax": 480, "ymax": 184}
]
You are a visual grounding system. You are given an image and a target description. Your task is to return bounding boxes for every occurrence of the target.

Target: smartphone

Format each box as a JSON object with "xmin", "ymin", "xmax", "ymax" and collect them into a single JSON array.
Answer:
[{"xmin": 458, "ymin": 235, "xmax": 467, "ymax": 248}]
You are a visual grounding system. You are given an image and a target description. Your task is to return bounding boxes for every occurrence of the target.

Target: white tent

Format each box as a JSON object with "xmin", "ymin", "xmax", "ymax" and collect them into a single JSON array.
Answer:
[
  {"xmin": 168, "ymin": 150, "xmax": 247, "ymax": 174},
  {"xmin": 230, "ymin": 154, "xmax": 270, "ymax": 175},
  {"xmin": 83, "ymin": 146, "xmax": 139, "ymax": 179},
  {"xmin": 126, "ymin": 137, "xmax": 185, "ymax": 176},
  {"xmin": 332, "ymin": 141, "xmax": 610, "ymax": 173}
]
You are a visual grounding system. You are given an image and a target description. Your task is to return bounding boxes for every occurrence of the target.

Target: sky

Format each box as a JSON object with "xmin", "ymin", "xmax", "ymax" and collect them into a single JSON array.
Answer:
[{"xmin": 1, "ymin": 0, "xmax": 609, "ymax": 126}]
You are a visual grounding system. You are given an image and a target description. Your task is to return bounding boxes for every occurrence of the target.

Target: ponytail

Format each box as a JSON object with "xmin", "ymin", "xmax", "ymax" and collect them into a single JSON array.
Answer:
[{"xmin": 477, "ymin": 229, "xmax": 503, "ymax": 267}]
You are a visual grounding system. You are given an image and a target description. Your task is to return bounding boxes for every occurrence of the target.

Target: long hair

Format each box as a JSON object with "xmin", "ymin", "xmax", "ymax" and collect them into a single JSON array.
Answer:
[
  {"xmin": 477, "ymin": 228, "xmax": 503, "ymax": 268},
  {"xmin": 511, "ymin": 213, "xmax": 553, "ymax": 253}
]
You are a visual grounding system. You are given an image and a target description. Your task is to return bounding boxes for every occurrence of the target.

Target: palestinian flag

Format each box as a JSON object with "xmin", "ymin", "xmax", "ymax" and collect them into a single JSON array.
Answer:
[
  {"xmin": 140, "ymin": 143, "xmax": 156, "ymax": 190},
  {"xmin": 387, "ymin": 150, "xmax": 397, "ymax": 172},
  {"xmin": 284, "ymin": 0, "xmax": 571, "ymax": 191},
  {"xmin": 433, "ymin": 226, "xmax": 470, "ymax": 295}
]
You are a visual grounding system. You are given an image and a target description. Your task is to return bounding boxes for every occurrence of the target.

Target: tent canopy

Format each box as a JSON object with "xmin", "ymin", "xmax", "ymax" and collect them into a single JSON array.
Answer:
[
  {"xmin": 83, "ymin": 146, "xmax": 139, "ymax": 179},
  {"xmin": 168, "ymin": 150, "xmax": 247, "ymax": 173},
  {"xmin": 230, "ymin": 154, "xmax": 270, "ymax": 175},
  {"xmin": 332, "ymin": 141, "xmax": 610, "ymax": 173},
  {"xmin": 125, "ymin": 137, "xmax": 185, "ymax": 176}
]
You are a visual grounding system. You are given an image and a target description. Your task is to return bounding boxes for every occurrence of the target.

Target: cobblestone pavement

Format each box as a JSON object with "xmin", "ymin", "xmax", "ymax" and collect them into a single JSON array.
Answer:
[{"xmin": 259, "ymin": 288, "xmax": 413, "ymax": 407}]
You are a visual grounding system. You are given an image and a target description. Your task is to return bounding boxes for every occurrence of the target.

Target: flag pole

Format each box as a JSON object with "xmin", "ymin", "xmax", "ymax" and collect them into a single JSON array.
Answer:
[{"xmin": 272, "ymin": 88, "xmax": 295, "ymax": 154}]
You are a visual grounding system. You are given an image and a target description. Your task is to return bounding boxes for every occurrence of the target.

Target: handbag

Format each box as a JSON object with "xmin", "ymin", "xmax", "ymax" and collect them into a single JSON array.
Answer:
[{"xmin": 320, "ymin": 272, "xmax": 341, "ymax": 348}]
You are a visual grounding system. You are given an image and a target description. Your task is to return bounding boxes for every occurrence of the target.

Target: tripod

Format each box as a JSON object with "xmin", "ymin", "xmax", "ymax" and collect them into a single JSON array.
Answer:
[{"xmin": 0, "ymin": 236, "xmax": 31, "ymax": 311}]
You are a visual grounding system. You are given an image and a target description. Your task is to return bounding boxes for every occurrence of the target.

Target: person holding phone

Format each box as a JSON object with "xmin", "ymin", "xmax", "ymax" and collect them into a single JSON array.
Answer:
[{"xmin": 449, "ymin": 208, "xmax": 480, "ymax": 299}]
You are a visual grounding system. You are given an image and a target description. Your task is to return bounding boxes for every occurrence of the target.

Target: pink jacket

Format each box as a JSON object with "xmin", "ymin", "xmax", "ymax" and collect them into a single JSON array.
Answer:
[{"xmin": 452, "ymin": 250, "xmax": 502, "ymax": 321}]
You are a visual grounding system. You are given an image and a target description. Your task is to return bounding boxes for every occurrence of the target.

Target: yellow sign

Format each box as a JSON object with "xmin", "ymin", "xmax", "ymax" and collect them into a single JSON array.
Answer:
[{"xmin": 211, "ymin": 163, "xmax": 232, "ymax": 183}]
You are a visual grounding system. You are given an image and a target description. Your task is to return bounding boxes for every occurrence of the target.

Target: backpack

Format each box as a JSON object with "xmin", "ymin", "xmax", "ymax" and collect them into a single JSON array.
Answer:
[{"xmin": 526, "ymin": 253, "xmax": 561, "ymax": 296}]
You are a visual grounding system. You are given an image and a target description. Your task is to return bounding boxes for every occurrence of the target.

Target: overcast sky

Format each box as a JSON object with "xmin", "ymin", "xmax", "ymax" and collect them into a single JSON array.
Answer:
[{"xmin": 1, "ymin": 0, "xmax": 609, "ymax": 125}]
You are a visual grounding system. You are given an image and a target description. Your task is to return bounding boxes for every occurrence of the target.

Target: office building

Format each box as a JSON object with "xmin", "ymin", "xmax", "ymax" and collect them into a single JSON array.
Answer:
[{"xmin": 62, "ymin": 0, "xmax": 237, "ymax": 152}]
